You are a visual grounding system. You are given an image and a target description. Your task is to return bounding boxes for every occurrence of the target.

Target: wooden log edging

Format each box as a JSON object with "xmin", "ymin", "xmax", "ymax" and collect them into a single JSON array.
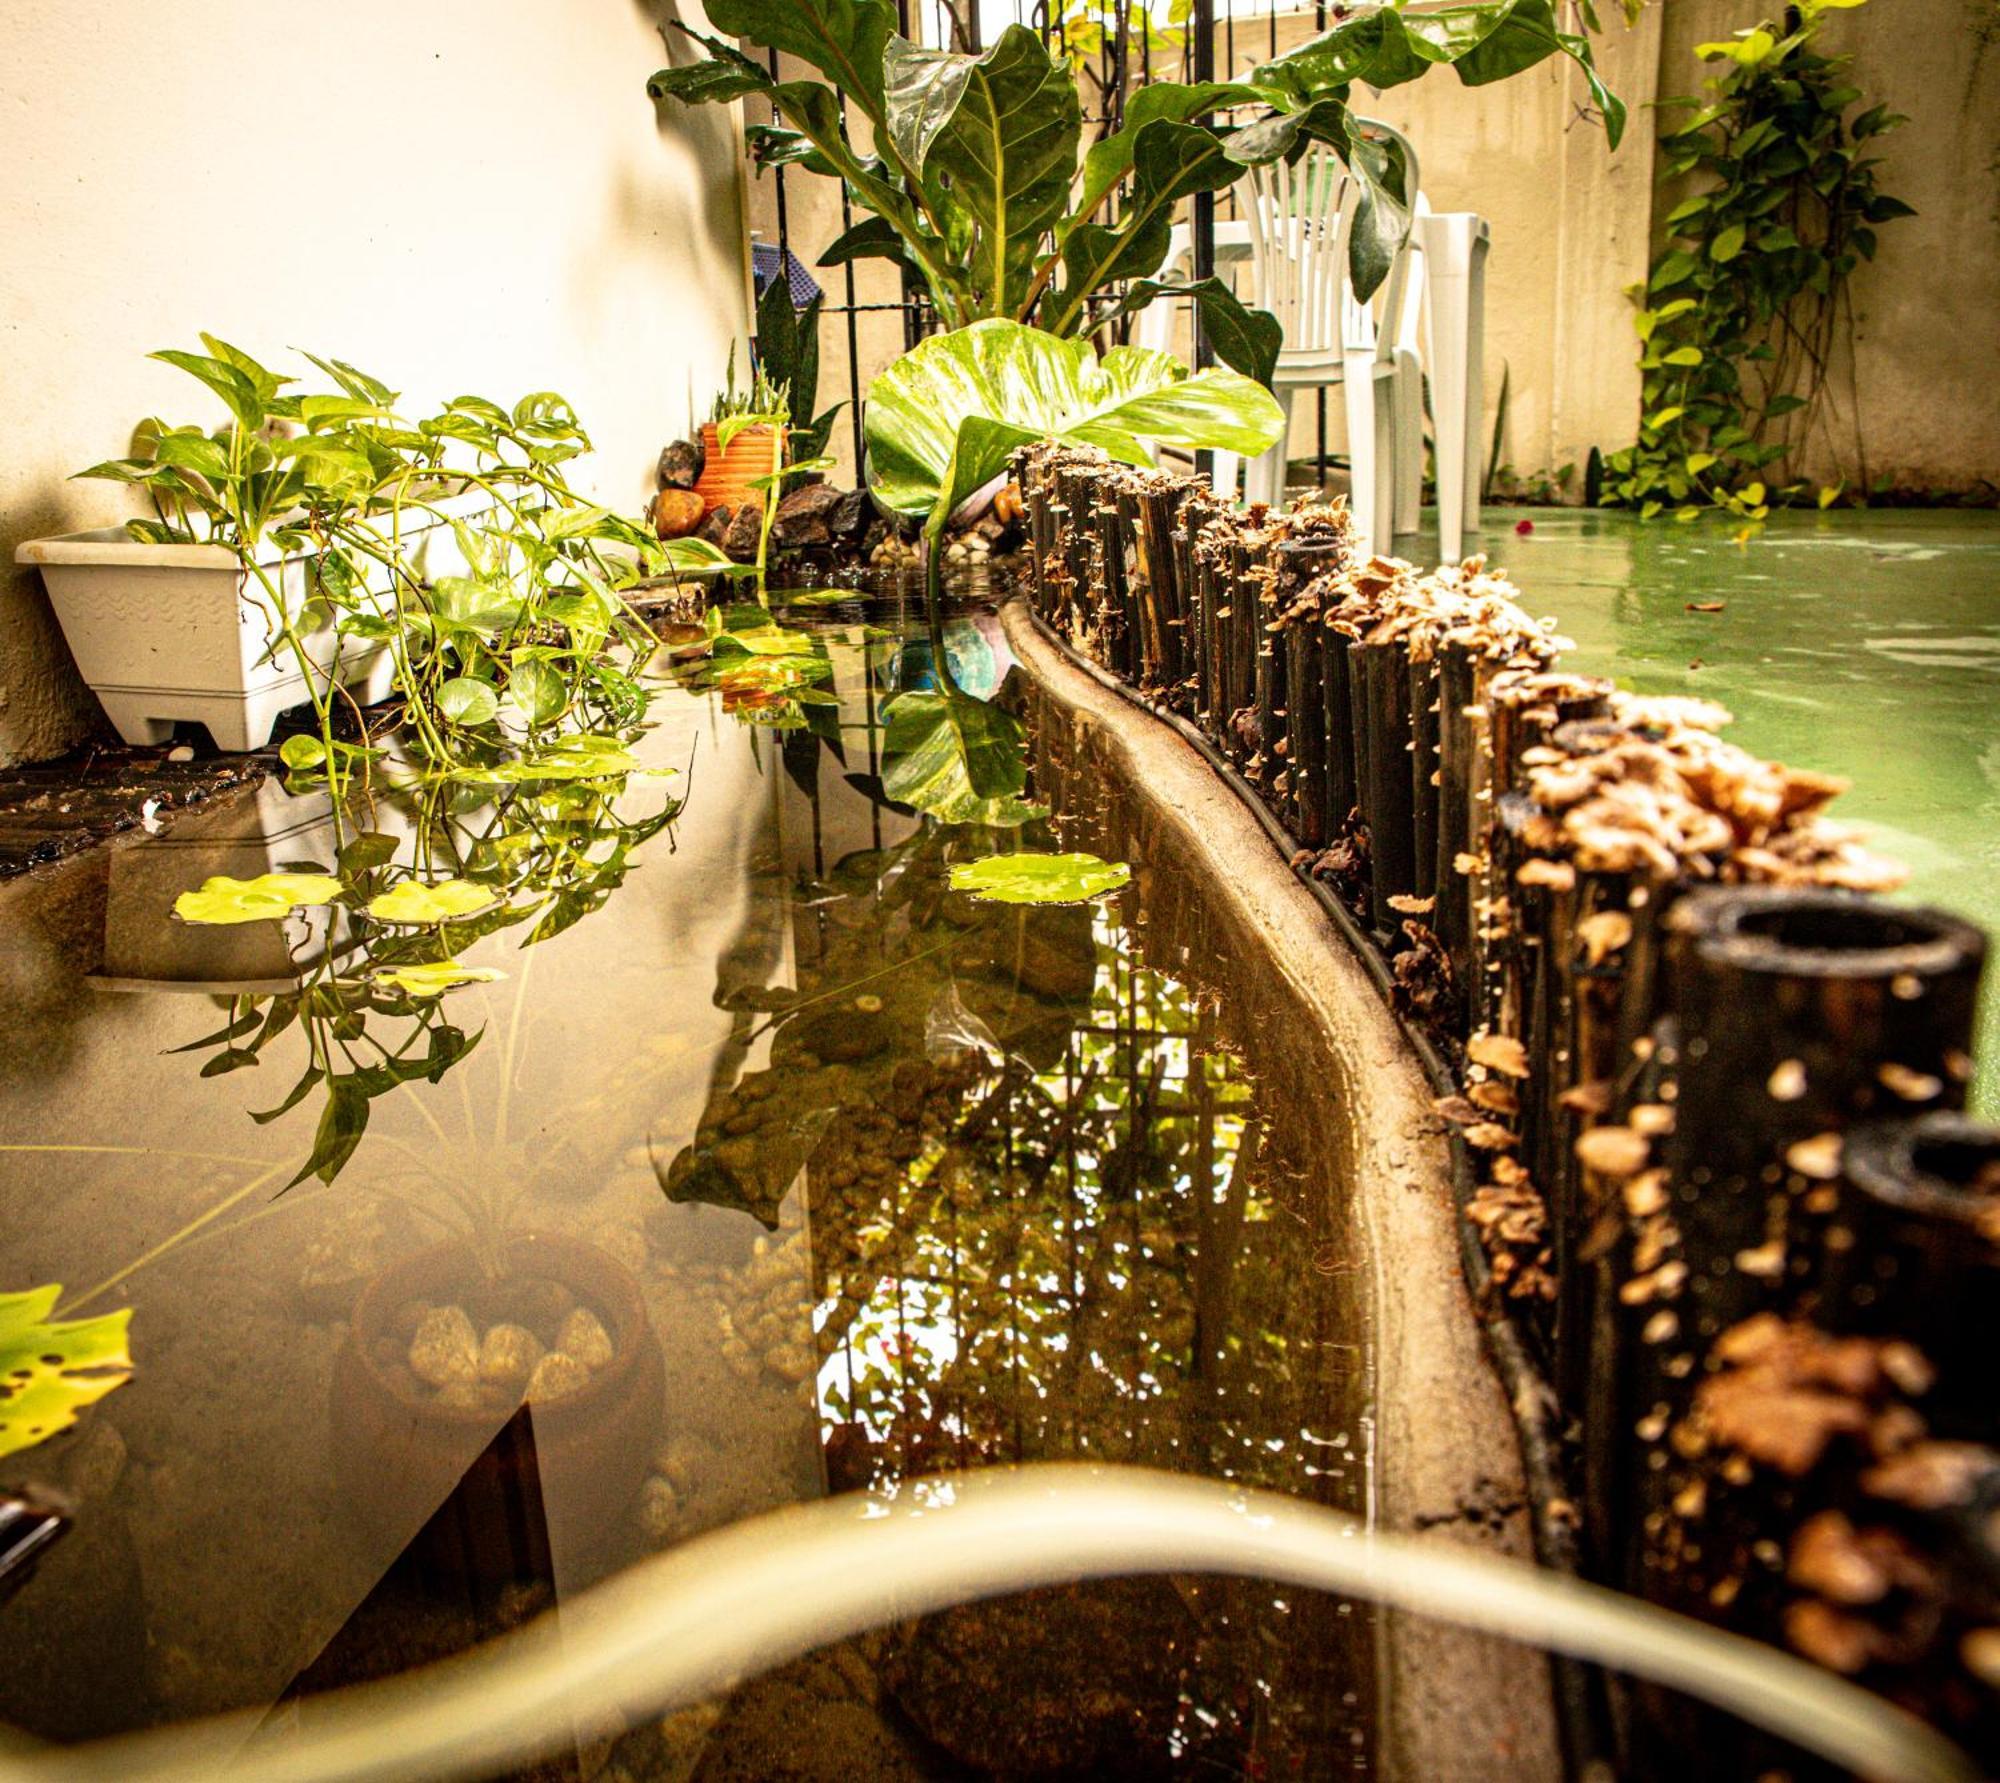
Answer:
[{"xmin": 1007, "ymin": 443, "xmax": 1995, "ymax": 1772}]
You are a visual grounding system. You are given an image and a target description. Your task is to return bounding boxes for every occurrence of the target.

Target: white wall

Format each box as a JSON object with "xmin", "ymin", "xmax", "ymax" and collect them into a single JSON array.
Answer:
[{"xmin": 0, "ymin": 0, "xmax": 751, "ymax": 765}]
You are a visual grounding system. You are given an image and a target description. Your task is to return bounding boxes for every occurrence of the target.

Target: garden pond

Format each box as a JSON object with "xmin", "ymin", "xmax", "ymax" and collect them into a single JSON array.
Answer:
[{"xmin": 0, "ymin": 596, "xmax": 1388, "ymax": 1780}]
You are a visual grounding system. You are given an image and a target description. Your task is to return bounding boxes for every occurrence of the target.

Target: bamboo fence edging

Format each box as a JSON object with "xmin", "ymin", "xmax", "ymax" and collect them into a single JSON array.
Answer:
[{"xmin": 1007, "ymin": 442, "xmax": 1999, "ymax": 1775}]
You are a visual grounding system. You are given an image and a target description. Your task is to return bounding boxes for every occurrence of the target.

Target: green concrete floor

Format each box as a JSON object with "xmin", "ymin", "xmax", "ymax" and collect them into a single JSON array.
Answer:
[{"xmin": 1437, "ymin": 507, "xmax": 2000, "ymax": 1114}]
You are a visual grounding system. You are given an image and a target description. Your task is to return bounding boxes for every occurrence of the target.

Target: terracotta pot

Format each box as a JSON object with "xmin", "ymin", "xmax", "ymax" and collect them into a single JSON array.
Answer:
[
  {"xmin": 694, "ymin": 421, "xmax": 782, "ymax": 516},
  {"xmin": 330, "ymin": 1231, "xmax": 664, "ymax": 1582}
]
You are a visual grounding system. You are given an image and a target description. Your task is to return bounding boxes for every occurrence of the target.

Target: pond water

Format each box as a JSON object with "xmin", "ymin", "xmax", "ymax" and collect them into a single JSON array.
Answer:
[
  {"xmin": 1466, "ymin": 508, "xmax": 2000, "ymax": 1113},
  {"xmin": 0, "ymin": 601, "xmax": 1379, "ymax": 1779}
]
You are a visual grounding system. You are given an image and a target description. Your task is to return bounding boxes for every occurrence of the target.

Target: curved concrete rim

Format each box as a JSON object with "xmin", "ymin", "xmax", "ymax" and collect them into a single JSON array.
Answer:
[{"xmin": 1002, "ymin": 597, "xmax": 1558, "ymax": 1781}]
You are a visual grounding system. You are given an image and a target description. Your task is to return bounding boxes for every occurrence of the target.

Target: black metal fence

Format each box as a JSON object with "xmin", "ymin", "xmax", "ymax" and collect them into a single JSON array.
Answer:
[{"xmin": 749, "ymin": 0, "xmax": 1347, "ymax": 485}]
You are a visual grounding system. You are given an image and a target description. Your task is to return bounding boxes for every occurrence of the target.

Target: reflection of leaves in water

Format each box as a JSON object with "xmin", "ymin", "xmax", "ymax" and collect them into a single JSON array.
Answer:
[
  {"xmin": 364, "ymin": 878, "xmax": 497, "ymax": 925},
  {"xmin": 370, "ymin": 959, "xmax": 507, "ymax": 997},
  {"xmin": 0, "ymin": 1286, "xmax": 134, "ymax": 1460},
  {"xmin": 675, "ymin": 605, "xmax": 838, "ymax": 730},
  {"xmin": 948, "ymin": 851, "xmax": 1131, "ymax": 905},
  {"xmin": 172, "ymin": 871, "xmax": 344, "ymax": 926},
  {"xmin": 882, "ymin": 689, "xmax": 1044, "ymax": 828}
]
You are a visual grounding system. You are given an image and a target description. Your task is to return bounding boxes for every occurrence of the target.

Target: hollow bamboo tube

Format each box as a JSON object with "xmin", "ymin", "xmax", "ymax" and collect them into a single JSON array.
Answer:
[
  {"xmin": 1287, "ymin": 620, "xmax": 1325, "ymax": 846},
  {"xmin": 1815, "ymin": 1113, "xmax": 2000, "ymax": 1444},
  {"xmin": 1321, "ymin": 614, "xmax": 1358, "ymax": 846},
  {"xmin": 1433, "ymin": 639, "xmax": 1480, "ymax": 1019},
  {"xmin": 1351, "ymin": 639, "xmax": 1417, "ymax": 932},
  {"xmin": 1410, "ymin": 653, "xmax": 1442, "ymax": 903},
  {"xmin": 1614, "ymin": 892, "xmax": 1986, "ymax": 1612}
]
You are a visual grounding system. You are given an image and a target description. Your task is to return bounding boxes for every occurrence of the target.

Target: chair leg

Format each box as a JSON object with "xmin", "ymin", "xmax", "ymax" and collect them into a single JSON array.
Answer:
[
  {"xmin": 1392, "ymin": 347, "xmax": 1423, "ymax": 539},
  {"xmin": 1417, "ymin": 214, "xmax": 1488, "ymax": 565},
  {"xmin": 1211, "ymin": 450, "xmax": 1242, "ymax": 505},
  {"xmin": 1243, "ymin": 384, "xmax": 1296, "ymax": 510},
  {"xmin": 1341, "ymin": 353, "xmax": 1379, "ymax": 558},
  {"xmin": 1463, "ymin": 235, "xmax": 1488, "ymax": 533}
]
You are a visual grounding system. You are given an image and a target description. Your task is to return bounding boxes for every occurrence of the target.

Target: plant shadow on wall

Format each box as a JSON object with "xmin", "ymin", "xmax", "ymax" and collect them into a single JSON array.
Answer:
[{"xmin": 1600, "ymin": 0, "xmax": 1913, "ymax": 531}]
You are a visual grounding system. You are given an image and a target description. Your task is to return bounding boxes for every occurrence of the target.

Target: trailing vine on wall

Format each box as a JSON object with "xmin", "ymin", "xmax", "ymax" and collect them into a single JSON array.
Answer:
[{"xmin": 1600, "ymin": 0, "xmax": 1912, "ymax": 525}]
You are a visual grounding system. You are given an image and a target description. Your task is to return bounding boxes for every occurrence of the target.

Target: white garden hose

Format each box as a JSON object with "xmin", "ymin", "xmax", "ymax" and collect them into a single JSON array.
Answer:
[{"xmin": 0, "ymin": 1464, "xmax": 1975, "ymax": 1783}]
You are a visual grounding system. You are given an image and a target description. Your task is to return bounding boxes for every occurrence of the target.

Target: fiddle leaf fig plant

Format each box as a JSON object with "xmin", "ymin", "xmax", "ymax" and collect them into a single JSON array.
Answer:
[{"xmin": 650, "ymin": 0, "xmax": 1622, "ymax": 368}]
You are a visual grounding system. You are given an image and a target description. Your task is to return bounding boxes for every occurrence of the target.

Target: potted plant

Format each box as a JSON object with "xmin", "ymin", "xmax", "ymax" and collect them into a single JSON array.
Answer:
[
  {"xmin": 18, "ymin": 338, "xmax": 670, "ymax": 766},
  {"xmin": 694, "ymin": 346, "xmax": 792, "ymax": 516}
]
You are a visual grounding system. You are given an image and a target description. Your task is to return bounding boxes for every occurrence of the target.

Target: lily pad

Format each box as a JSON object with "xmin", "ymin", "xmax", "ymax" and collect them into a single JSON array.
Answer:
[
  {"xmin": 947, "ymin": 851, "xmax": 1131, "ymax": 905},
  {"xmin": 173, "ymin": 871, "xmax": 344, "ymax": 926},
  {"xmin": 365, "ymin": 879, "xmax": 497, "ymax": 925},
  {"xmin": 0, "ymin": 1286, "xmax": 134, "ymax": 1461},
  {"xmin": 370, "ymin": 960, "xmax": 507, "ymax": 997}
]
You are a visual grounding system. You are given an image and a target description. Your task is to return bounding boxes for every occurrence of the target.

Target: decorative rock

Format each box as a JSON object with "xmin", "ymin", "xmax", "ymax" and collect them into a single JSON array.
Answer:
[
  {"xmin": 636, "ymin": 1474, "xmax": 680, "ymax": 1541},
  {"xmin": 557, "ymin": 1306, "xmax": 616, "ymax": 1371},
  {"xmin": 526, "ymin": 1350, "xmax": 591, "ymax": 1404},
  {"xmin": 765, "ymin": 1343, "xmax": 816, "ymax": 1384},
  {"xmin": 829, "ymin": 487, "xmax": 871, "ymax": 547},
  {"xmin": 657, "ymin": 437, "xmax": 705, "ymax": 490},
  {"xmin": 510, "ymin": 1274, "xmax": 576, "ymax": 1337},
  {"xmin": 389, "ymin": 1298, "xmax": 432, "ymax": 1344},
  {"xmin": 697, "ymin": 504, "xmax": 733, "ymax": 547},
  {"xmin": 770, "ymin": 483, "xmax": 846, "ymax": 552},
  {"xmin": 651, "ymin": 487, "xmax": 706, "ymax": 541},
  {"xmin": 434, "ymin": 1381, "xmax": 491, "ymax": 1410},
  {"xmin": 478, "ymin": 1322, "xmax": 545, "ymax": 1384},
  {"xmin": 721, "ymin": 502, "xmax": 764, "ymax": 564},
  {"xmin": 408, "ymin": 1304, "xmax": 479, "ymax": 1388}
]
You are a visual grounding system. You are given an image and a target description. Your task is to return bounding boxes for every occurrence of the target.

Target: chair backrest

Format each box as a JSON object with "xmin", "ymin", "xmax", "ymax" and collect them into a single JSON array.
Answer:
[
  {"xmin": 1236, "ymin": 142, "xmax": 1364, "ymax": 358},
  {"xmin": 1236, "ymin": 120, "xmax": 1425, "ymax": 363}
]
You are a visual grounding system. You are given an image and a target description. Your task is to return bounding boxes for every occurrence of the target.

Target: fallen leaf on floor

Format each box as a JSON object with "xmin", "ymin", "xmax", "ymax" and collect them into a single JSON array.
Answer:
[{"xmin": 1687, "ymin": 601, "xmax": 1726, "ymax": 613}]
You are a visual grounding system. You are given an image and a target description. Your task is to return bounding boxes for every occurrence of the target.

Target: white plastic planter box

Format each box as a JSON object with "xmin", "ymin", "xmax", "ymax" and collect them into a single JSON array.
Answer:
[{"xmin": 16, "ymin": 502, "xmax": 478, "ymax": 752}]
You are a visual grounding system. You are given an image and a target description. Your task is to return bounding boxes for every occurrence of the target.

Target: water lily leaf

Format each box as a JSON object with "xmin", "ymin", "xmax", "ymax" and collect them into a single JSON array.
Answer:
[
  {"xmin": 173, "ymin": 872, "xmax": 344, "ymax": 925},
  {"xmin": 370, "ymin": 960, "xmax": 507, "ymax": 997},
  {"xmin": 0, "ymin": 1286, "xmax": 134, "ymax": 1460},
  {"xmin": 947, "ymin": 850, "xmax": 1131, "ymax": 904},
  {"xmin": 865, "ymin": 319, "xmax": 1284, "ymax": 545},
  {"xmin": 365, "ymin": 879, "xmax": 497, "ymax": 925}
]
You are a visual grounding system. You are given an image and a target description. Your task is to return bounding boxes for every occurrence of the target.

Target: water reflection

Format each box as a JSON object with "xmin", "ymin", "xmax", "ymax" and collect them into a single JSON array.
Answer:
[{"xmin": 0, "ymin": 610, "xmax": 1375, "ymax": 1778}]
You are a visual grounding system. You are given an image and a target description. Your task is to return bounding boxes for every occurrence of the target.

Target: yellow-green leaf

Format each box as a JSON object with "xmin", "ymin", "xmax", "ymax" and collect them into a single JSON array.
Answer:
[
  {"xmin": 948, "ymin": 851, "xmax": 1131, "ymax": 905},
  {"xmin": 0, "ymin": 1286, "xmax": 134, "ymax": 1460},
  {"xmin": 1710, "ymin": 225, "xmax": 1747, "ymax": 262},
  {"xmin": 173, "ymin": 872, "xmax": 344, "ymax": 926},
  {"xmin": 1686, "ymin": 453, "xmax": 1718, "ymax": 475},
  {"xmin": 370, "ymin": 960, "xmax": 507, "ymax": 997},
  {"xmin": 1817, "ymin": 483, "xmax": 1843, "ymax": 509},
  {"xmin": 365, "ymin": 879, "xmax": 497, "ymax": 925}
]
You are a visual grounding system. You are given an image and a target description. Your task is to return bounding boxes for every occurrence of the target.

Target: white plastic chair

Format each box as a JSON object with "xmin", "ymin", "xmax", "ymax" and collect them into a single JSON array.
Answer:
[{"xmin": 1234, "ymin": 143, "xmax": 1403, "ymax": 555}]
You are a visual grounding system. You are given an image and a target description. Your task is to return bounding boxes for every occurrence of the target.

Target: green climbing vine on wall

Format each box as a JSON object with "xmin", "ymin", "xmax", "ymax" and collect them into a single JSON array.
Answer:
[{"xmin": 1600, "ymin": 0, "xmax": 1912, "ymax": 525}]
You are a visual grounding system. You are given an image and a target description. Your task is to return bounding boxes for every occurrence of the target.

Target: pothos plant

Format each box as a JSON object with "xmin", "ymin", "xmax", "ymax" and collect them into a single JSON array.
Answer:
[
  {"xmin": 78, "ymin": 339, "xmax": 672, "ymax": 782},
  {"xmin": 1599, "ymin": 0, "xmax": 1909, "ymax": 525},
  {"xmin": 649, "ymin": 0, "xmax": 1623, "ymax": 377}
]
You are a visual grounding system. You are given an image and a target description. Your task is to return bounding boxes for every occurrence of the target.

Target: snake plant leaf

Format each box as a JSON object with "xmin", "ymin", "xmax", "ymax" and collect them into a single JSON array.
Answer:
[
  {"xmin": 0, "ymin": 1286, "xmax": 134, "ymax": 1461},
  {"xmin": 948, "ymin": 851, "xmax": 1132, "ymax": 904},
  {"xmin": 173, "ymin": 871, "xmax": 344, "ymax": 926},
  {"xmin": 864, "ymin": 320, "xmax": 1284, "ymax": 541},
  {"xmin": 885, "ymin": 27, "xmax": 1080, "ymax": 316},
  {"xmin": 370, "ymin": 960, "xmax": 507, "ymax": 998},
  {"xmin": 365, "ymin": 879, "xmax": 497, "ymax": 925}
]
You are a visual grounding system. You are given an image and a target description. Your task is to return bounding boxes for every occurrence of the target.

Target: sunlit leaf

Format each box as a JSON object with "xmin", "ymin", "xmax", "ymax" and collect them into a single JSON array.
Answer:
[
  {"xmin": 173, "ymin": 871, "xmax": 344, "ymax": 926},
  {"xmin": 0, "ymin": 1286, "xmax": 134, "ymax": 1460},
  {"xmin": 947, "ymin": 850, "xmax": 1131, "ymax": 904},
  {"xmin": 370, "ymin": 960, "xmax": 507, "ymax": 997},
  {"xmin": 365, "ymin": 879, "xmax": 497, "ymax": 925}
]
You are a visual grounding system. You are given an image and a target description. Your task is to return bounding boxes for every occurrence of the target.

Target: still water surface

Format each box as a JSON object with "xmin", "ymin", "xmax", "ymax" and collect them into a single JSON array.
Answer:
[{"xmin": 0, "ymin": 604, "xmax": 1377, "ymax": 1779}]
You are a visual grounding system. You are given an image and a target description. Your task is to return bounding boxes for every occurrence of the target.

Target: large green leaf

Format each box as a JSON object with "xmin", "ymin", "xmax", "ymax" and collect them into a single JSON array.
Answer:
[
  {"xmin": 1089, "ymin": 278, "xmax": 1283, "ymax": 388},
  {"xmin": 692, "ymin": 0, "xmax": 896, "ymax": 116},
  {"xmin": 864, "ymin": 320, "xmax": 1284, "ymax": 540},
  {"xmin": 881, "ymin": 689, "xmax": 1043, "ymax": 826},
  {"xmin": 0, "ymin": 1287, "xmax": 134, "ymax": 1460},
  {"xmin": 1249, "ymin": 1, "xmax": 1624, "ymax": 147},
  {"xmin": 1068, "ymin": 82, "xmax": 1265, "ymax": 236},
  {"xmin": 886, "ymin": 27, "xmax": 1080, "ymax": 316},
  {"xmin": 365, "ymin": 879, "xmax": 497, "ymax": 925},
  {"xmin": 948, "ymin": 850, "xmax": 1132, "ymax": 904}
]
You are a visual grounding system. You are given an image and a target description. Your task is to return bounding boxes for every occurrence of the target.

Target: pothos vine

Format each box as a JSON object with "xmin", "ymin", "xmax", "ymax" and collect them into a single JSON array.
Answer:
[{"xmin": 1601, "ymin": 0, "xmax": 1911, "ymax": 528}]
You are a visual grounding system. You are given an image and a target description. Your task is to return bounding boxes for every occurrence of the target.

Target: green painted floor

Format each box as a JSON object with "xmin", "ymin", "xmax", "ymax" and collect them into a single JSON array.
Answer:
[{"xmin": 1447, "ymin": 507, "xmax": 2000, "ymax": 1115}]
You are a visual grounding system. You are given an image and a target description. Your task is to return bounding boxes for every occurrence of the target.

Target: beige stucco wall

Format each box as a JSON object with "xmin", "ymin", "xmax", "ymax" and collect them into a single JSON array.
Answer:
[
  {"xmin": 1659, "ymin": 0, "xmax": 2000, "ymax": 495},
  {"xmin": 0, "ymin": 0, "xmax": 751, "ymax": 767},
  {"xmin": 746, "ymin": 0, "xmax": 1996, "ymax": 499}
]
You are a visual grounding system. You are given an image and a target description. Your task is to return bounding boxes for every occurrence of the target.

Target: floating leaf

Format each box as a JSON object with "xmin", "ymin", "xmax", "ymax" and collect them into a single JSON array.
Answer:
[
  {"xmin": 173, "ymin": 871, "xmax": 344, "ymax": 926},
  {"xmin": 0, "ymin": 1286, "xmax": 134, "ymax": 1460},
  {"xmin": 947, "ymin": 850, "xmax": 1131, "ymax": 904},
  {"xmin": 370, "ymin": 960, "xmax": 507, "ymax": 997},
  {"xmin": 365, "ymin": 879, "xmax": 497, "ymax": 925}
]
